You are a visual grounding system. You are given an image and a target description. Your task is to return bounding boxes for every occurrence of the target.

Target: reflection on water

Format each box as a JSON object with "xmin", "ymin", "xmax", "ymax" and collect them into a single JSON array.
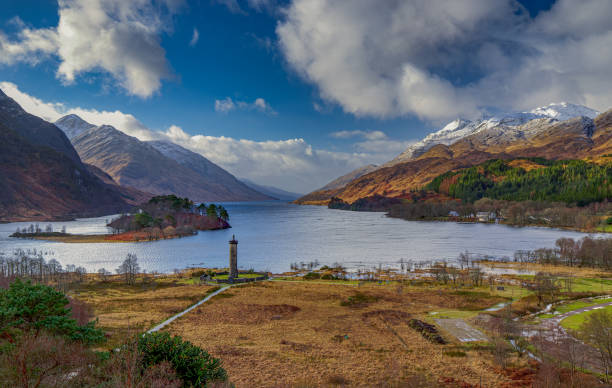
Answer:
[{"xmin": 0, "ymin": 202, "xmax": 601, "ymax": 273}]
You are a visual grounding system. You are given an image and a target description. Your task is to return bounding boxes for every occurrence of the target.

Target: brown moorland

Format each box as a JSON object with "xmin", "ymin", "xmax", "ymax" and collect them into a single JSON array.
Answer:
[
  {"xmin": 162, "ymin": 281, "xmax": 512, "ymax": 387},
  {"xmin": 69, "ymin": 274, "xmax": 216, "ymax": 348}
]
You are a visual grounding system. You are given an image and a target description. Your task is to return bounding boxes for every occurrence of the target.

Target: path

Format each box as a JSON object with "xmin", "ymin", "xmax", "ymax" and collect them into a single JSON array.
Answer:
[
  {"xmin": 524, "ymin": 299, "xmax": 612, "ymax": 375},
  {"xmin": 435, "ymin": 318, "xmax": 488, "ymax": 342},
  {"xmin": 147, "ymin": 285, "xmax": 231, "ymax": 333}
]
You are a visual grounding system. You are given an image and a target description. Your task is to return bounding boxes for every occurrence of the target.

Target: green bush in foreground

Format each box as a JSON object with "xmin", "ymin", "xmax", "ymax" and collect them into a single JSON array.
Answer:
[
  {"xmin": 0, "ymin": 279, "xmax": 104, "ymax": 344},
  {"xmin": 138, "ymin": 332, "xmax": 227, "ymax": 386}
]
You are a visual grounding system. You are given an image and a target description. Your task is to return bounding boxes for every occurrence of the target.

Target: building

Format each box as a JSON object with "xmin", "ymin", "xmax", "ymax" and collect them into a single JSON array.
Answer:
[
  {"xmin": 229, "ymin": 235, "xmax": 238, "ymax": 280},
  {"xmin": 476, "ymin": 212, "xmax": 496, "ymax": 222}
]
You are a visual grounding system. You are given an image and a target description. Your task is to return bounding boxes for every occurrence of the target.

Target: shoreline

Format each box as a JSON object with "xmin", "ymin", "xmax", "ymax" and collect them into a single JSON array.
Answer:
[{"xmin": 9, "ymin": 232, "xmax": 200, "ymax": 243}]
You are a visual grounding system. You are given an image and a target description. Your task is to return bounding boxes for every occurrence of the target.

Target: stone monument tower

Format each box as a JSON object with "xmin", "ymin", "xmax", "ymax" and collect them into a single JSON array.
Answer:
[{"xmin": 229, "ymin": 235, "xmax": 238, "ymax": 280}]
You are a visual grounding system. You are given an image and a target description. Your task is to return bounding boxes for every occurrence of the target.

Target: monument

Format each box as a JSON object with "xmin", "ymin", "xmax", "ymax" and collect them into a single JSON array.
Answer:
[{"xmin": 229, "ymin": 234, "xmax": 238, "ymax": 280}]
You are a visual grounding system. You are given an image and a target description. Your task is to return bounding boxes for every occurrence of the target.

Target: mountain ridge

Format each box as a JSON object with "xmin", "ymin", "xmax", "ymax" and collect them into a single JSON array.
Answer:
[
  {"xmin": 296, "ymin": 103, "xmax": 611, "ymax": 205},
  {"xmin": 56, "ymin": 116, "xmax": 272, "ymax": 202}
]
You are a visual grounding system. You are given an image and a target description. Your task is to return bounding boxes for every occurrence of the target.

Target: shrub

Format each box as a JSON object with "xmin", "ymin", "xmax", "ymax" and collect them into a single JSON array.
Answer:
[
  {"xmin": 0, "ymin": 279, "xmax": 104, "ymax": 344},
  {"xmin": 138, "ymin": 332, "xmax": 227, "ymax": 386},
  {"xmin": 340, "ymin": 292, "xmax": 379, "ymax": 308},
  {"xmin": 606, "ymin": 216, "xmax": 612, "ymax": 225},
  {"xmin": 303, "ymin": 272, "xmax": 321, "ymax": 280},
  {"xmin": 444, "ymin": 350, "xmax": 466, "ymax": 357}
]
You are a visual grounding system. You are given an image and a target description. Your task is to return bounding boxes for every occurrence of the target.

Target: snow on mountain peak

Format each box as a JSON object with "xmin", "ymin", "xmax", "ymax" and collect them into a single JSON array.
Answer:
[
  {"xmin": 528, "ymin": 102, "xmax": 599, "ymax": 121},
  {"xmin": 55, "ymin": 114, "xmax": 95, "ymax": 140},
  {"xmin": 387, "ymin": 102, "xmax": 599, "ymax": 165}
]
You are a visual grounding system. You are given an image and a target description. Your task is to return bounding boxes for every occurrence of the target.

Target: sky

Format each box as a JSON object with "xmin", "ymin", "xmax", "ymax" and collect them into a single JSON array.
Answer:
[{"xmin": 1, "ymin": 0, "xmax": 611, "ymax": 193}]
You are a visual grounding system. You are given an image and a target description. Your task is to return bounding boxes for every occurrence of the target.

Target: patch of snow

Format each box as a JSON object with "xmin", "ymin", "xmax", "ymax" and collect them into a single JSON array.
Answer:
[{"xmin": 387, "ymin": 102, "xmax": 600, "ymax": 165}]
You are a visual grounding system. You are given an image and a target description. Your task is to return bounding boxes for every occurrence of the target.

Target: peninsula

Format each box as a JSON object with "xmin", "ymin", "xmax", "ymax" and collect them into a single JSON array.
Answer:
[{"xmin": 10, "ymin": 195, "xmax": 230, "ymax": 243}]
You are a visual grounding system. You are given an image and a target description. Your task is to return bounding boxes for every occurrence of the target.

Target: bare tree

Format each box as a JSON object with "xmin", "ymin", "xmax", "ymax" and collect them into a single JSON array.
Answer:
[
  {"xmin": 579, "ymin": 310, "xmax": 612, "ymax": 381},
  {"xmin": 116, "ymin": 254, "xmax": 140, "ymax": 285}
]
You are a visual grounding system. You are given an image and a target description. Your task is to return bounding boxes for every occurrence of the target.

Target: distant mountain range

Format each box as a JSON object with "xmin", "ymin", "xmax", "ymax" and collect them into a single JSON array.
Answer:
[
  {"xmin": 0, "ymin": 89, "xmax": 132, "ymax": 221},
  {"xmin": 241, "ymin": 179, "xmax": 303, "ymax": 200},
  {"xmin": 297, "ymin": 103, "xmax": 612, "ymax": 205},
  {"xmin": 55, "ymin": 115, "xmax": 272, "ymax": 202}
]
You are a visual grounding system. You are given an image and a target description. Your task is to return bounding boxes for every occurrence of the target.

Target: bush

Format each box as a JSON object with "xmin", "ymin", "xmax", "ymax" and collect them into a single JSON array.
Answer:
[
  {"xmin": 138, "ymin": 332, "xmax": 227, "ymax": 386},
  {"xmin": 340, "ymin": 292, "xmax": 378, "ymax": 308},
  {"xmin": 303, "ymin": 272, "xmax": 321, "ymax": 280},
  {"xmin": 606, "ymin": 216, "xmax": 612, "ymax": 225},
  {"xmin": 0, "ymin": 279, "xmax": 104, "ymax": 344}
]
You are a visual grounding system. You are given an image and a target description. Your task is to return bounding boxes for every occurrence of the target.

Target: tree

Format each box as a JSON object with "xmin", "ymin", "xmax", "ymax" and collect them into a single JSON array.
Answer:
[
  {"xmin": 579, "ymin": 309, "xmax": 612, "ymax": 381},
  {"xmin": 116, "ymin": 254, "xmax": 140, "ymax": 285},
  {"xmin": 0, "ymin": 279, "xmax": 104, "ymax": 344},
  {"xmin": 529, "ymin": 272, "xmax": 560, "ymax": 306},
  {"xmin": 218, "ymin": 206, "xmax": 229, "ymax": 221},
  {"xmin": 206, "ymin": 204, "xmax": 218, "ymax": 218},
  {"xmin": 98, "ymin": 268, "xmax": 110, "ymax": 281}
]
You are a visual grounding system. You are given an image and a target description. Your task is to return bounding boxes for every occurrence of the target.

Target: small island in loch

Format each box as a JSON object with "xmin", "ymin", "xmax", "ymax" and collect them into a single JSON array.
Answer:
[{"xmin": 9, "ymin": 195, "xmax": 231, "ymax": 243}]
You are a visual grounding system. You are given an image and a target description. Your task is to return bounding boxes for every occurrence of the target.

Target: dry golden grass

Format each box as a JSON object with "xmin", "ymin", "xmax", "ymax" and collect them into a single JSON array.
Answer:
[
  {"xmin": 70, "ymin": 275, "xmax": 216, "ymax": 348},
  {"xmin": 165, "ymin": 281, "xmax": 513, "ymax": 387},
  {"xmin": 479, "ymin": 260, "xmax": 612, "ymax": 278}
]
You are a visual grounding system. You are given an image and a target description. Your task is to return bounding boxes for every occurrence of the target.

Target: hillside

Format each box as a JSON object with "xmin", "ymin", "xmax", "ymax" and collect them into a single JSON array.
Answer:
[
  {"xmin": 57, "ymin": 116, "xmax": 271, "ymax": 202},
  {"xmin": 0, "ymin": 89, "xmax": 81, "ymax": 164},
  {"xmin": 148, "ymin": 140, "xmax": 272, "ymax": 201},
  {"xmin": 427, "ymin": 158, "xmax": 612, "ymax": 205},
  {"xmin": 0, "ymin": 121, "xmax": 130, "ymax": 222},
  {"xmin": 297, "ymin": 105, "xmax": 612, "ymax": 205}
]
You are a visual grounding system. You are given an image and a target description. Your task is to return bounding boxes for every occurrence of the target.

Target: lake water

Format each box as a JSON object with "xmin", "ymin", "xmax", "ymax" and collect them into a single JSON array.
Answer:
[{"xmin": 0, "ymin": 202, "xmax": 602, "ymax": 273}]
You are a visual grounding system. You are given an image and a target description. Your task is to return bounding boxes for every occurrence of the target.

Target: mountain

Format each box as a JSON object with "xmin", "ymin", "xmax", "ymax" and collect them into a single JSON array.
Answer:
[
  {"xmin": 0, "ymin": 90, "xmax": 81, "ymax": 164},
  {"xmin": 147, "ymin": 140, "xmax": 272, "ymax": 201},
  {"xmin": 318, "ymin": 164, "xmax": 379, "ymax": 191},
  {"xmin": 296, "ymin": 103, "xmax": 611, "ymax": 205},
  {"xmin": 295, "ymin": 164, "xmax": 379, "ymax": 204},
  {"xmin": 0, "ymin": 89, "xmax": 130, "ymax": 221},
  {"xmin": 241, "ymin": 179, "xmax": 302, "ymax": 200},
  {"xmin": 387, "ymin": 103, "xmax": 600, "ymax": 166},
  {"xmin": 56, "ymin": 116, "xmax": 271, "ymax": 202},
  {"xmin": 54, "ymin": 114, "xmax": 95, "ymax": 140}
]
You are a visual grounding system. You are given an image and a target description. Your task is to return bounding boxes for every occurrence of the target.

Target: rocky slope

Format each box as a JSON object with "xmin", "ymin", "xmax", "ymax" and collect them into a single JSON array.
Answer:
[
  {"xmin": 57, "ymin": 116, "xmax": 271, "ymax": 202},
  {"xmin": 297, "ymin": 103, "xmax": 611, "ymax": 205},
  {"xmin": 0, "ymin": 90, "xmax": 131, "ymax": 221}
]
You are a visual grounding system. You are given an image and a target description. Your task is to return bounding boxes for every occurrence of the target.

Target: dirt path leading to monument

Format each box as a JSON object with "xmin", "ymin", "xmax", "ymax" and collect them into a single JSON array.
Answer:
[{"xmin": 147, "ymin": 285, "xmax": 232, "ymax": 333}]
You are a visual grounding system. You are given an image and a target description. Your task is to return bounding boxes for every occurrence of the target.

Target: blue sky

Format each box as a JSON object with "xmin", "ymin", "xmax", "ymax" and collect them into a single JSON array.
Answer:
[{"xmin": 1, "ymin": 0, "xmax": 610, "ymax": 192}]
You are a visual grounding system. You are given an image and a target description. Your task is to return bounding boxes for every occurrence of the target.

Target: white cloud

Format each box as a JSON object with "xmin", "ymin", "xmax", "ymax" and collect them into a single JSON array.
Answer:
[
  {"xmin": 277, "ymin": 0, "xmax": 612, "ymax": 121},
  {"xmin": 215, "ymin": 96, "xmax": 277, "ymax": 115},
  {"xmin": 214, "ymin": 97, "xmax": 235, "ymax": 113},
  {"xmin": 189, "ymin": 28, "xmax": 199, "ymax": 47},
  {"xmin": 329, "ymin": 129, "xmax": 414, "ymax": 154},
  {"xmin": 213, "ymin": 0, "xmax": 246, "ymax": 15},
  {"xmin": 0, "ymin": 0, "xmax": 182, "ymax": 98},
  {"xmin": 330, "ymin": 130, "xmax": 386, "ymax": 141},
  {"xmin": 1, "ymin": 81, "xmax": 392, "ymax": 193}
]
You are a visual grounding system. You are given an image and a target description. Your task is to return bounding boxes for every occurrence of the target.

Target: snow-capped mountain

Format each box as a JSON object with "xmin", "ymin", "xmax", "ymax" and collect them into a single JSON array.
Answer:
[
  {"xmin": 388, "ymin": 103, "xmax": 600, "ymax": 165},
  {"xmin": 55, "ymin": 114, "xmax": 96, "ymax": 140}
]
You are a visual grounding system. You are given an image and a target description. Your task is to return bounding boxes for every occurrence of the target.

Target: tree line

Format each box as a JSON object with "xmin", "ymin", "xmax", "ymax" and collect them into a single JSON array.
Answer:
[
  {"xmin": 513, "ymin": 236, "xmax": 612, "ymax": 269},
  {"xmin": 428, "ymin": 158, "xmax": 612, "ymax": 205}
]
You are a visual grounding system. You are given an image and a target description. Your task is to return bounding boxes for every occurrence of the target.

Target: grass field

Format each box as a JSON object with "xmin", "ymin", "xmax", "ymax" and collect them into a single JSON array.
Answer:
[
  {"xmin": 561, "ymin": 305, "xmax": 612, "ymax": 330},
  {"xmin": 214, "ymin": 273, "xmax": 265, "ymax": 279},
  {"xmin": 162, "ymin": 281, "xmax": 514, "ymax": 387},
  {"xmin": 70, "ymin": 276, "xmax": 216, "ymax": 348}
]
